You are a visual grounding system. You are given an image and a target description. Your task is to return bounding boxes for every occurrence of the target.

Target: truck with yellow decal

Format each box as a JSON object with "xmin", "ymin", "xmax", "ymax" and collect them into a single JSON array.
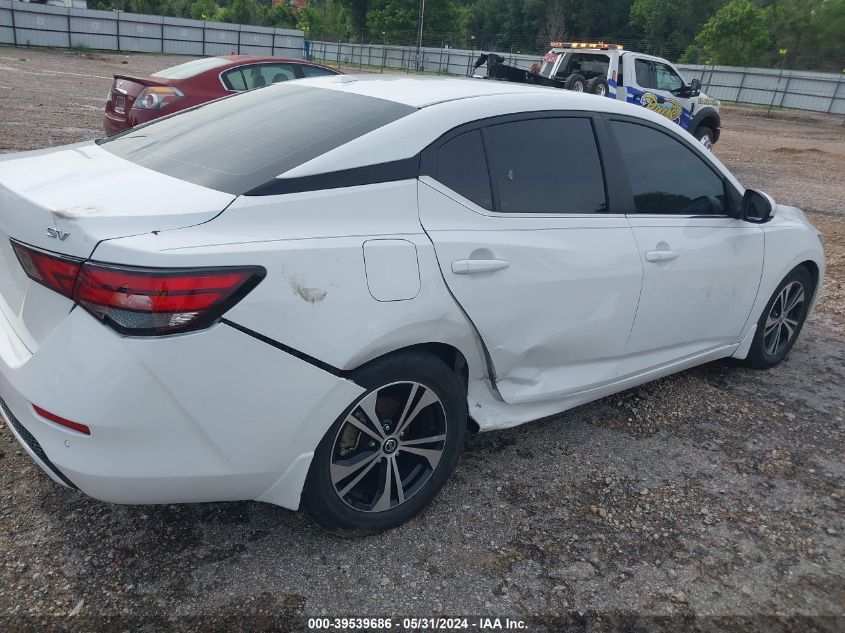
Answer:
[{"xmin": 474, "ymin": 42, "xmax": 721, "ymax": 148}]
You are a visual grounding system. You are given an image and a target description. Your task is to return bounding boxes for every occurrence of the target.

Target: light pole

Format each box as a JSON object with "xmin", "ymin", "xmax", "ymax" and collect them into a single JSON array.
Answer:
[{"xmin": 415, "ymin": 0, "xmax": 425, "ymax": 72}]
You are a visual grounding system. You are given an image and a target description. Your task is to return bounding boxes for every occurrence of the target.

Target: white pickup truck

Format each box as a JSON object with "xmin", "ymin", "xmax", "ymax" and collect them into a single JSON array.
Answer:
[{"xmin": 476, "ymin": 42, "xmax": 722, "ymax": 148}]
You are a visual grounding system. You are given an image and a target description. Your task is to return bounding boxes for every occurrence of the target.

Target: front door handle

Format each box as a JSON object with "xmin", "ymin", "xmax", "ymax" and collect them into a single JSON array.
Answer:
[
  {"xmin": 451, "ymin": 259, "xmax": 510, "ymax": 275},
  {"xmin": 645, "ymin": 250, "xmax": 680, "ymax": 263}
]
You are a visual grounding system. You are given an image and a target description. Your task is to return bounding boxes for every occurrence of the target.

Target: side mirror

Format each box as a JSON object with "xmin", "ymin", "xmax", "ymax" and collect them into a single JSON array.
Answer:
[
  {"xmin": 741, "ymin": 189, "xmax": 774, "ymax": 223},
  {"xmin": 690, "ymin": 78, "xmax": 701, "ymax": 97}
]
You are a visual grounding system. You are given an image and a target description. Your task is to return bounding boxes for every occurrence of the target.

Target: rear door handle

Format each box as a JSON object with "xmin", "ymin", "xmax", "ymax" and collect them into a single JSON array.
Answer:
[
  {"xmin": 645, "ymin": 250, "xmax": 680, "ymax": 263},
  {"xmin": 451, "ymin": 259, "xmax": 510, "ymax": 275}
]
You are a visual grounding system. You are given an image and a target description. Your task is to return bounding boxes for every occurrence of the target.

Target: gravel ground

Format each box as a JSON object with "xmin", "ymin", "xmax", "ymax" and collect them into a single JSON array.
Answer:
[{"xmin": 0, "ymin": 47, "xmax": 843, "ymax": 632}]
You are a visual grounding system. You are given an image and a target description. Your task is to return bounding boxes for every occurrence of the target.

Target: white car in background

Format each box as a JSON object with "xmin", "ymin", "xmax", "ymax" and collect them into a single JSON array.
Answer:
[{"xmin": 0, "ymin": 76, "xmax": 824, "ymax": 534}]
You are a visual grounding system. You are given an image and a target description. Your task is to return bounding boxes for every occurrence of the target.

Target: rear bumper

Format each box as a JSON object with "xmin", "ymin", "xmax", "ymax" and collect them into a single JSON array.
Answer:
[
  {"xmin": 0, "ymin": 307, "xmax": 362, "ymax": 509},
  {"xmin": 103, "ymin": 110, "xmax": 131, "ymax": 135}
]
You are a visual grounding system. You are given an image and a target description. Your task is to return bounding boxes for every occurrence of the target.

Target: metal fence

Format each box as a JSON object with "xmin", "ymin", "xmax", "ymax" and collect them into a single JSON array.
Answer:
[
  {"xmin": 1, "ymin": 0, "xmax": 841, "ymax": 116},
  {"xmin": 0, "ymin": 0, "xmax": 304, "ymax": 57},
  {"xmin": 310, "ymin": 40, "xmax": 845, "ymax": 115}
]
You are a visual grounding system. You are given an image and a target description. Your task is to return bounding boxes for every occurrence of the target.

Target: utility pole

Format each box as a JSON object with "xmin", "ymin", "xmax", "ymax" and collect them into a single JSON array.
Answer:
[{"xmin": 415, "ymin": 0, "xmax": 425, "ymax": 72}]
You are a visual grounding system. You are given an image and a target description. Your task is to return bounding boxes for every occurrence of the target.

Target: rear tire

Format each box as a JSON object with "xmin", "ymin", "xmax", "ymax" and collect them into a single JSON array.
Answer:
[
  {"xmin": 564, "ymin": 73, "xmax": 587, "ymax": 92},
  {"xmin": 742, "ymin": 266, "xmax": 812, "ymax": 369},
  {"xmin": 587, "ymin": 77, "xmax": 609, "ymax": 96},
  {"xmin": 302, "ymin": 351, "xmax": 467, "ymax": 535}
]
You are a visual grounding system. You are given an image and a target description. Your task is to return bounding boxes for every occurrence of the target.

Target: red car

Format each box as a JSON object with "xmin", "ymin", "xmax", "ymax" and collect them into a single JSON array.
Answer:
[{"xmin": 103, "ymin": 55, "xmax": 340, "ymax": 134}]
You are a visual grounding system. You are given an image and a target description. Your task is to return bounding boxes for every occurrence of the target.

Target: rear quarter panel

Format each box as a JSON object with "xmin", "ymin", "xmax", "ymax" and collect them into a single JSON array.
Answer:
[{"xmin": 91, "ymin": 180, "xmax": 489, "ymax": 379}]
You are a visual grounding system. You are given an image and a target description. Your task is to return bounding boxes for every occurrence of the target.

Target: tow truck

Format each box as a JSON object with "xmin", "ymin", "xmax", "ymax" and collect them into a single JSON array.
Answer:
[{"xmin": 474, "ymin": 42, "xmax": 721, "ymax": 148}]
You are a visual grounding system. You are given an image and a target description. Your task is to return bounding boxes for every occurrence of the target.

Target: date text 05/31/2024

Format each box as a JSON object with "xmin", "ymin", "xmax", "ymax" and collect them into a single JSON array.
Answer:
[{"xmin": 307, "ymin": 617, "xmax": 529, "ymax": 630}]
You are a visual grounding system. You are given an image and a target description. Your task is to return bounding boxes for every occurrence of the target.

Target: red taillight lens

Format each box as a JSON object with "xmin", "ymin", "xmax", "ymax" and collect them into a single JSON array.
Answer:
[
  {"xmin": 11, "ymin": 241, "xmax": 83, "ymax": 299},
  {"xmin": 74, "ymin": 263, "xmax": 265, "ymax": 335},
  {"xmin": 11, "ymin": 241, "xmax": 265, "ymax": 336}
]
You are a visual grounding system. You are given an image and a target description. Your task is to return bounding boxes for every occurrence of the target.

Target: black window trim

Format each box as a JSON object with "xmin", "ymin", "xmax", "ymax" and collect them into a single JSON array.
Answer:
[
  {"xmin": 601, "ymin": 113, "xmax": 741, "ymax": 218},
  {"xmin": 420, "ymin": 110, "xmax": 627, "ymax": 216}
]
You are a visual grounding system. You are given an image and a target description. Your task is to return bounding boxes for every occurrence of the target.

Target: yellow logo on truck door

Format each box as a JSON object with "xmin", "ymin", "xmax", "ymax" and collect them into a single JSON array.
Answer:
[{"xmin": 640, "ymin": 92, "xmax": 682, "ymax": 123}]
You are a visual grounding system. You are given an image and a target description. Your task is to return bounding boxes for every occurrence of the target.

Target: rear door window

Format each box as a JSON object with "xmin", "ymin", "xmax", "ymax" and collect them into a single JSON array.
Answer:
[
  {"xmin": 221, "ymin": 67, "xmax": 247, "ymax": 91},
  {"xmin": 435, "ymin": 130, "xmax": 492, "ymax": 210},
  {"xmin": 483, "ymin": 117, "xmax": 607, "ymax": 214},
  {"xmin": 99, "ymin": 85, "xmax": 416, "ymax": 195}
]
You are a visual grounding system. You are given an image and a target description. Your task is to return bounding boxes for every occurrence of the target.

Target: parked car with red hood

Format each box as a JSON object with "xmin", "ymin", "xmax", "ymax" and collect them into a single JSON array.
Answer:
[{"xmin": 103, "ymin": 55, "xmax": 340, "ymax": 134}]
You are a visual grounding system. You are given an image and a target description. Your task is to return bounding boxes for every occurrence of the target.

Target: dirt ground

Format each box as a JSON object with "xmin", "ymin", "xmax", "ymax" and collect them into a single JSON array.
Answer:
[{"xmin": 0, "ymin": 47, "xmax": 843, "ymax": 632}]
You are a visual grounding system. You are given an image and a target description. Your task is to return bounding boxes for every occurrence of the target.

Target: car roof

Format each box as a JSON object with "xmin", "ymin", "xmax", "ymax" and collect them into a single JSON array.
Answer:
[
  {"xmin": 289, "ymin": 74, "xmax": 568, "ymax": 108},
  {"xmin": 274, "ymin": 75, "xmax": 731, "ymax": 177}
]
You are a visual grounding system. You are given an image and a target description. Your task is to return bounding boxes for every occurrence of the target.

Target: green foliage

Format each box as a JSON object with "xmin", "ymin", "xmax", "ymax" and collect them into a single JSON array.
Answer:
[
  {"xmin": 79, "ymin": 0, "xmax": 845, "ymax": 70},
  {"xmin": 629, "ymin": 0, "xmax": 723, "ymax": 58},
  {"xmin": 696, "ymin": 0, "xmax": 772, "ymax": 66},
  {"xmin": 298, "ymin": 0, "xmax": 354, "ymax": 39},
  {"xmin": 189, "ymin": 0, "xmax": 217, "ymax": 20}
]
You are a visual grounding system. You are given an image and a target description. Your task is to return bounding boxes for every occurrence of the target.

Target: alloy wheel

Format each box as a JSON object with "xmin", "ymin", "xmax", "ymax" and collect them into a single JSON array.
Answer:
[
  {"xmin": 330, "ymin": 382, "xmax": 447, "ymax": 513},
  {"xmin": 763, "ymin": 281, "xmax": 805, "ymax": 356}
]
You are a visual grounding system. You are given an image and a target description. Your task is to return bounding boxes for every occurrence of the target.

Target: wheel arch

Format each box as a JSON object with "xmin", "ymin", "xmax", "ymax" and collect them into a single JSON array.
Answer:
[
  {"xmin": 690, "ymin": 107, "xmax": 721, "ymax": 142},
  {"xmin": 348, "ymin": 341, "xmax": 482, "ymax": 433}
]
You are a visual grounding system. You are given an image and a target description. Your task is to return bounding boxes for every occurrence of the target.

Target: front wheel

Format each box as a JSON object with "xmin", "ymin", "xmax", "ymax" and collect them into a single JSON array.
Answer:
[
  {"xmin": 742, "ymin": 266, "xmax": 813, "ymax": 369},
  {"xmin": 694, "ymin": 126, "xmax": 714, "ymax": 150},
  {"xmin": 303, "ymin": 351, "xmax": 467, "ymax": 535}
]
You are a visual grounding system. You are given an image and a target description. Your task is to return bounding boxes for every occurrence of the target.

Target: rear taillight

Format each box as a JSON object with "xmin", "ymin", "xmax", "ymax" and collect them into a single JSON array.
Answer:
[
  {"xmin": 12, "ymin": 241, "xmax": 265, "ymax": 336},
  {"xmin": 11, "ymin": 241, "xmax": 82, "ymax": 299},
  {"xmin": 134, "ymin": 86, "xmax": 184, "ymax": 110}
]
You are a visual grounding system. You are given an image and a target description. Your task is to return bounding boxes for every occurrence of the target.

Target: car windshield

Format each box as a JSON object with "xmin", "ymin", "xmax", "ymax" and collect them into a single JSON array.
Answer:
[
  {"xmin": 151, "ymin": 57, "xmax": 231, "ymax": 79},
  {"xmin": 98, "ymin": 84, "xmax": 416, "ymax": 195}
]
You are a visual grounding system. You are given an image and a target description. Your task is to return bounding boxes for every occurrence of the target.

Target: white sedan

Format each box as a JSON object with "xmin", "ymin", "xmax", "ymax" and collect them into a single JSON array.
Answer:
[{"xmin": 0, "ymin": 76, "xmax": 825, "ymax": 534}]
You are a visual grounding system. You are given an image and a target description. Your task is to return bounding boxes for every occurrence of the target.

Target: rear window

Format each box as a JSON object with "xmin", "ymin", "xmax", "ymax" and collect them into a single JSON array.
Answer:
[
  {"xmin": 151, "ymin": 57, "xmax": 231, "ymax": 79},
  {"xmin": 99, "ymin": 85, "xmax": 416, "ymax": 195}
]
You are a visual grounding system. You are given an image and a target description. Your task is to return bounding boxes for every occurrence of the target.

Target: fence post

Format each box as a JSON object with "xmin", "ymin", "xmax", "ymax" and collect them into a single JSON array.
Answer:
[
  {"xmin": 9, "ymin": 0, "xmax": 16, "ymax": 47},
  {"xmin": 359, "ymin": 34, "xmax": 363, "ymax": 70},
  {"xmin": 116, "ymin": 12, "xmax": 121, "ymax": 52},
  {"xmin": 827, "ymin": 75, "xmax": 843, "ymax": 114},
  {"xmin": 735, "ymin": 67, "xmax": 747, "ymax": 103},
  {"xmin": 336, "ymin": 39, "xmax": 340, "ymax": 68},
  {"xmin": 767, "ymin": 51, "xmax": 788, "ymax": 116},
  {"xmin": 201, "ymin": 21, "xmax": 205, "ymax": 56},
  {"xmin": 271, "ymin": 30, "xmax": 274, "ymax": 56},
  {"xmin": 237, "ymin": 28, "xmax": 241, "ymax": 54}
]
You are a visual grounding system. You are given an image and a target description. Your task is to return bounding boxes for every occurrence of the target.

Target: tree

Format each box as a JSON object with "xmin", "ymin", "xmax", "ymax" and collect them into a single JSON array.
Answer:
[
  {"xmin": 629, "ymin": 0, "xmax": 723, "ymax": 59},
  {"xmin": 696, "ymin": 0, "xmax": 772, "ymax": 65},
  {"xmin": 266, "ymin": 2, "xmax": 299, "ymax": 28},
  {"xmin": 298, "ymin": 0, "xmax": 354, "ymax": 40},
  {"xmin": 537, "ymin": 2, "xmax": 566, "ymax": 47},
  {"xmin": 190, "ymin": 0, "xmax": 218, "ymax": 20}
]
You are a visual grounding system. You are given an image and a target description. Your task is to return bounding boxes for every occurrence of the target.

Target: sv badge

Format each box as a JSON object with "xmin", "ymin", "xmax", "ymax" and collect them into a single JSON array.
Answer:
[{"xmin": 46, "ymin": 228, "xmax": 70, "ymax": 241}]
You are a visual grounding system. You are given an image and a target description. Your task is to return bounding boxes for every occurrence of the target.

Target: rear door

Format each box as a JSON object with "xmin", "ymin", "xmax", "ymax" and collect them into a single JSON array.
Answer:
[{"xmin": 418, "ymin": 114, "xmax": 643, "ymax": 404}]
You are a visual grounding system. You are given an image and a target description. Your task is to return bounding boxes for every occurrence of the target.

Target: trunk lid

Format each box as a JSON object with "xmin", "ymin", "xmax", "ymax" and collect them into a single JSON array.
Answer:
[{"xmin": 0, "ymin": 142, "xmax": 235, "ymax": 350}]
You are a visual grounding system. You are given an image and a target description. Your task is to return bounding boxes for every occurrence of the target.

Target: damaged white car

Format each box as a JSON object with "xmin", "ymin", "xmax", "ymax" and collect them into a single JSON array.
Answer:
[{"xmin": 0, "ymin": 76, "xmax": 824, "ymax": 534}]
